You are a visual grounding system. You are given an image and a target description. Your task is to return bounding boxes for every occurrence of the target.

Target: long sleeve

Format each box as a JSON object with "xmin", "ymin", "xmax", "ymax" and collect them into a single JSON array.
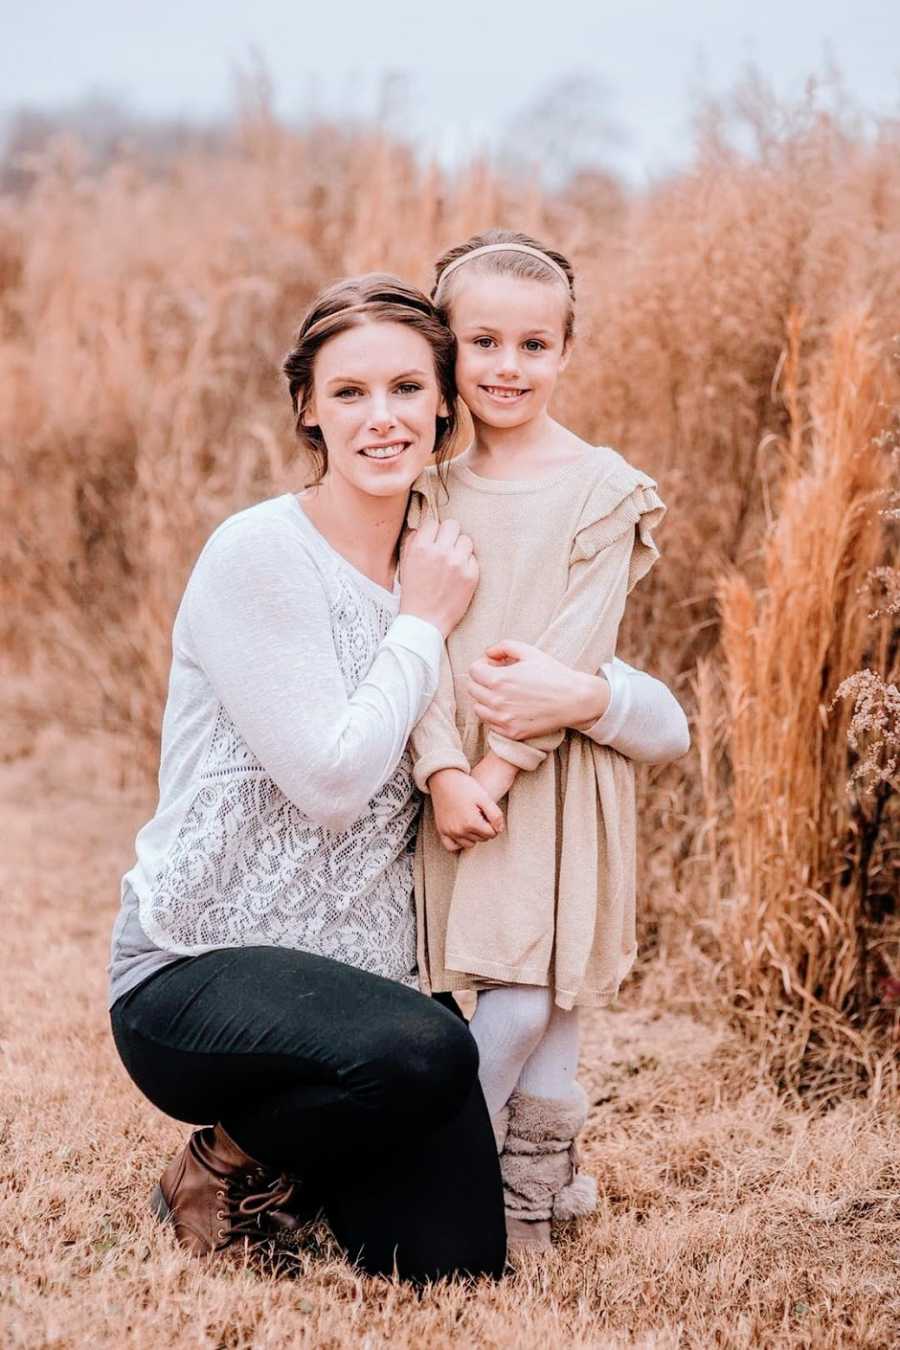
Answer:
[
  {"xmin": 185, "ymin": 518, "xmax": 442, "ymax": 832},
  {"xmin": 586, "ymin": 659, "xmax": 691, "ymax": 764},
  {"xmin": 410, "ymin": 648, "xmax": 471, "ymax": 791}
]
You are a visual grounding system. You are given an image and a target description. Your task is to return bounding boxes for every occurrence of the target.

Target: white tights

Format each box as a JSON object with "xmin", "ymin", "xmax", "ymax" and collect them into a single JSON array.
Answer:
[{"xmin": 468, "ymin": 985, "xmax": 580, "ymax": 1119}]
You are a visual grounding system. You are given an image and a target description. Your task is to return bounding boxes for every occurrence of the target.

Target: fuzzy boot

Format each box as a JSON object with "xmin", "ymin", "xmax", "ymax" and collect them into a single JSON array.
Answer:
[{"xmin": 500, "ymin": 1082, "xmax": 597, "ymax": 1252}]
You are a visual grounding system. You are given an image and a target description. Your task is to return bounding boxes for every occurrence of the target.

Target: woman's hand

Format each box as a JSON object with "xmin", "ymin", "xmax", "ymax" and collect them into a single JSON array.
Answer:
[
  {"xmin": 428, "ymin": 767, "xmax": 505, "ymax": 852},
  {"xmin": 467, "ymin": 640, "xmax": 610, "ymax": 741},
  {"xmin": 399, "ymin": 516, "xmax": 478, "ymax": 638}
]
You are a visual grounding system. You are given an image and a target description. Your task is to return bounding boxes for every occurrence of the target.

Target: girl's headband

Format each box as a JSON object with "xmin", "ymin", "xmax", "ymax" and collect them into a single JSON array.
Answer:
[{"xmin": 437, "ymin": 243, "xmax": 571, "ymax": 291}]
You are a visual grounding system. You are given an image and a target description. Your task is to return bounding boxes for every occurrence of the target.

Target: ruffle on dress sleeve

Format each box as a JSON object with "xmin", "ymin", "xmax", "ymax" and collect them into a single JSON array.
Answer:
[
  {"xmin": 406, "ymin": 467, "xmax": 442, "ymax": 530},
  {"xmin": 571, "ymin": 460, "xmax": 666, "ymax": 593}
]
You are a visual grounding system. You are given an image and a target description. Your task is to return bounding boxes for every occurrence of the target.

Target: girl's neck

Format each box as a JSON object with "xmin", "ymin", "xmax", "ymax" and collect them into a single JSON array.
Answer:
[
  {"xmin": 467, "ymin": 412, "xmax": 583, "ymax": 480},
  {"xmin": 298, "ymin": 475, "xmax": 407, "ymax": 591}
]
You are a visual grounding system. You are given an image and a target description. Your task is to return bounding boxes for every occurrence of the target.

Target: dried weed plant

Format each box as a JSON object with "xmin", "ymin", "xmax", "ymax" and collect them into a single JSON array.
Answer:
[
  {"xmin": 712, "ymin": 313, "xmax": 899, "ymax": 1087},
  {"xmin": 2, "ymin": 81, "xmax": 899, "ymax": 1089}
]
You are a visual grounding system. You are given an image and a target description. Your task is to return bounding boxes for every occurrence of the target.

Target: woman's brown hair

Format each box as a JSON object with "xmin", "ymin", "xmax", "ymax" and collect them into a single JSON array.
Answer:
[
  {"xmin": 432, "ymin": 229, "xmax": 576, "ymax": 345},
  {"xmin": 283, "ymin": 273, "xmax": 459, "ymax": 485}
]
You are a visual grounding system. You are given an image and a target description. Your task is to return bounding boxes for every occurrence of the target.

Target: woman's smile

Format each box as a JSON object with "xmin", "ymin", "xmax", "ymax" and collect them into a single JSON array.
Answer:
[{"xmin": 358, "ymin": 439, "xmax": 411, "ymax": 460}]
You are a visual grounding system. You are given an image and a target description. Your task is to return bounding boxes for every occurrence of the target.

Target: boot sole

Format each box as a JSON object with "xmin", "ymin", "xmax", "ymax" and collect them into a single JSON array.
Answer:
[{"xmin": 150, "ymin": 1183, "xmax": 173, "ymax": 1224}]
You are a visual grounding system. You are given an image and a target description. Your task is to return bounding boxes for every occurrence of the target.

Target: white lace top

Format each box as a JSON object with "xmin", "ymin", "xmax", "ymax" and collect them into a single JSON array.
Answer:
[{"xmin": 116, "ymin": 493, "xmax": 442, "ymax": 994}]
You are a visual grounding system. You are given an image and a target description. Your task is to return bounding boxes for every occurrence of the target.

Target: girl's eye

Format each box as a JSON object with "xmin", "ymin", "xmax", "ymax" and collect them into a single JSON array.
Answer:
[
  {"xmin": 473, "ymin": 336, "xmax": 496, "ymax": 349},
  {"xmin": 523, "ymin": 340, "xmax": 546, "ymax": 352},
  {"xmin": 334, "ymin": 387, "xmax": 361, "ymax": 400},
  {"xmin": 396, "ymin": 382, "xmax": 423, "ymax": 395}
]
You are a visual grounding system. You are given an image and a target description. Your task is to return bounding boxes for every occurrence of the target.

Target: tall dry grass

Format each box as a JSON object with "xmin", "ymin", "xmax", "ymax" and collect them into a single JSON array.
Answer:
[
  {"xmin": 712, "ymin": 312, "xmax": 899, "ymax": 1086},
  {"xmin": 2, "ymin": 82, "xmax": 898, "ymax": 1087}
]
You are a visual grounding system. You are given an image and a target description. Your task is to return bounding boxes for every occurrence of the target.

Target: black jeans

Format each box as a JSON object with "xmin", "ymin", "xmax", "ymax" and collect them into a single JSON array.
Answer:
[{"xmin": 110, "ymin": 946, "xmax": 506, "ymax": 1283}]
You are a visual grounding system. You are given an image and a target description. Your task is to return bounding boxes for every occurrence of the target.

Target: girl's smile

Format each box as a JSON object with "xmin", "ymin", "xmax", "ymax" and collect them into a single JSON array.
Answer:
[{"xmin": 480, "ymin": 385, "xmax": 530, "ymax": 403}]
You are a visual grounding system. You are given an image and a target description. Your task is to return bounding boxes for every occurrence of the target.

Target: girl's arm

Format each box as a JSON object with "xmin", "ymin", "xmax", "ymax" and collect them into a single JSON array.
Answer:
[
  {"xmin": 468, "ymin": 648, "xmax": 690, "ymax": 765},
  {"xmin": 186, "ymin": 517, "xmax": 443, "ymax": 834},
  {"xmin": 409, "ymin": 648, "xmax": 471, "ymax": 790},
  {"xmin": 483, "ymin": 526, "xmax": 636, "ymax": 772},
  {"xmin": 479, "ymin": 469, "xmax": 664, "ymax": 775}
]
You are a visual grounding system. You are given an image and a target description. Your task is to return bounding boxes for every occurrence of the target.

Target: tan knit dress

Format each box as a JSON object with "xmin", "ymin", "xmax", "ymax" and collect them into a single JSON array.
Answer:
[{"xmin": 408, "ymin": 446, "xmax": 665, "ymax": 1011}]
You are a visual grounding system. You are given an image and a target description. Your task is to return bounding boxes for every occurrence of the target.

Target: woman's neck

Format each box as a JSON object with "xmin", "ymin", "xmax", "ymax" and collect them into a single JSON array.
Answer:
[
  {"xmin": 298, "ymin": 475, "xmax": 408, "ymax": 591},
  {"xmin": 467, "ymin": 412, "xmax": 582, "ymax": 480}
]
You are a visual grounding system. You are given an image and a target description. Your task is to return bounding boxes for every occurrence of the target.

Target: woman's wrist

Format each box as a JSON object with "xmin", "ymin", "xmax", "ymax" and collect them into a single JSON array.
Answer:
[{"xmin": 568, "ymin": 671, "xmax": 611, "ymax": 731}]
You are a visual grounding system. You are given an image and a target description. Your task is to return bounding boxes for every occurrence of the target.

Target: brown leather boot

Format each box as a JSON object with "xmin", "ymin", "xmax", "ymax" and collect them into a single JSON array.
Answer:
[{"xmin": 150, "ymin": 1124, "xmax": 300, "ymax": 1257}]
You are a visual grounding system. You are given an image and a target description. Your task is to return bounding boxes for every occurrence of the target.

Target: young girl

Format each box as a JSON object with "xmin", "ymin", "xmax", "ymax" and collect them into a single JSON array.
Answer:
[{"xmin": 409, "ymin": 230, "xmax": 669, "ymax": 1251}]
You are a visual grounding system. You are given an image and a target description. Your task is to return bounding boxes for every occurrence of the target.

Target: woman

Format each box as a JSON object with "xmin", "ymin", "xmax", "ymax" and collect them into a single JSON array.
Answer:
[{"xmin": 108, "ymin": 273, "xmax": 687, "ymax": 1283}]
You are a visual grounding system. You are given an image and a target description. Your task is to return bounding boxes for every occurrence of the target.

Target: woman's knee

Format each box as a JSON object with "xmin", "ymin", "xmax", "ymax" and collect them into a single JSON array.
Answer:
[{"xmin": 349, "ymin": 997, "xmax": 478, "ymax": 1123}]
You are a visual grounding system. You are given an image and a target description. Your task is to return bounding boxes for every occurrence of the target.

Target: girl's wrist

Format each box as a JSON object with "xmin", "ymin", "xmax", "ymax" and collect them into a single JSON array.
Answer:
[{"xmin": 569, "ymin": 671, "xmax": 611, "ymax": 731}]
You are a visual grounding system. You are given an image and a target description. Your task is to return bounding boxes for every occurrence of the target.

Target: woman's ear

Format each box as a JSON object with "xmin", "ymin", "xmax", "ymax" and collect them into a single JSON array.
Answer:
[
  {"xmin": 437, "ymin": 395, "xmax": 450, "ymax": 419},
  {"xmin": 558, "ymin": 339, "xmax": 573, "ymax": 372},
  {"xmin": 299, "ymin": 392, "xmax": 317, "ymax": 428}
]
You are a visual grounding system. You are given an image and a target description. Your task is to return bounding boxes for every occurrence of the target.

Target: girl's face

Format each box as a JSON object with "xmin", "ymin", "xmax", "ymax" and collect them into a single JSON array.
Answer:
[
  {"xmin": 449, "ymin": 274, "xmax": 570, "ymax": 429},
  {"xmin": 303, "ymin": 320, "xmax": 447, "ymax": 499}
]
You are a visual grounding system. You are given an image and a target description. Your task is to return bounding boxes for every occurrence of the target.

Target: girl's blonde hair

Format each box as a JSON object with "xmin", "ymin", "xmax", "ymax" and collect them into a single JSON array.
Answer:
[{"xmin": 432, "ymin": 229, "xmax": 576, "ymax": 345}]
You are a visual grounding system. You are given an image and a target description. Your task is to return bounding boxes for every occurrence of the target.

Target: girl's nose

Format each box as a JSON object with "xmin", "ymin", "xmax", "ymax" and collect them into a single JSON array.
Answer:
[{"xmin": 495, "ymin": 348, "xmax": 520, "ymax": 378}]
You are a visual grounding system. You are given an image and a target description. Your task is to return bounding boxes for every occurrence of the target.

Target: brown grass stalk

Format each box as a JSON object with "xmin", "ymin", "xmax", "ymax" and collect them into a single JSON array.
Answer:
[{"xmin": 717, "ymin": 310, "xmax": 898, "ymax": 1082}]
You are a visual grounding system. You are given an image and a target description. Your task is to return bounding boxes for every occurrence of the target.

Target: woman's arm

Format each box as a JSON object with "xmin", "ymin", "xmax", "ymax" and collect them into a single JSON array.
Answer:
[
  {"xmin": 468, "ymin": 647, "xmax": 690, "ymax": 765},
  {"xmin": 587, "ymin": 659, "xmax": 690, "ymax": 763},
  {"xmin": 186, "ymin": 518, "xmax": 444, "ymax": 834}
]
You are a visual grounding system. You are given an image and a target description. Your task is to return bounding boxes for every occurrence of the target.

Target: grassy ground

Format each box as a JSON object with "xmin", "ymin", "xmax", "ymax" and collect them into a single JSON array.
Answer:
[{"xmin": 3, "ymin": 724, "xmax": 898, "ymax": 1349}]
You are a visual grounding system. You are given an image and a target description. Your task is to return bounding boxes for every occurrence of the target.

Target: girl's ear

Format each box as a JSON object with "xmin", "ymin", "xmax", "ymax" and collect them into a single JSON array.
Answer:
[
  {"xmin": 558, "ymin": 338, "xmax": 573, "ymax": 372},
  {"xmin": 437, "ymin": 395, "xmax": 450, "ymax": 418},
  {"xmin": 300, "ymin": 394, "xmax": 317, "ymax": 428}
]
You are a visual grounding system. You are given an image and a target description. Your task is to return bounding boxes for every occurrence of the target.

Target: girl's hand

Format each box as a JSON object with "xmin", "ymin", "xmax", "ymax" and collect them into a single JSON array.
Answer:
[
  {"xmin": 399, "ymin": 516, "xmax": 478, "ymax": 638},
  {"xmin": 470, "ymin": 751, "xmax": 518, "ymax": 803},
  {"xmin": 428, "ymin": 768, "xmax": 505, "ymax": 852},
  {"xmin": 468, "ymin": 640, "xmax": 610, "ymax": 740}
]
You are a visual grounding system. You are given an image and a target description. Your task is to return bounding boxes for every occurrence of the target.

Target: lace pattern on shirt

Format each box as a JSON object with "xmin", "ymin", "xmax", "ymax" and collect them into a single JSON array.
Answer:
[{"xmin": 141, "ymin": 572, "xmax": 420, "ymax": 986}]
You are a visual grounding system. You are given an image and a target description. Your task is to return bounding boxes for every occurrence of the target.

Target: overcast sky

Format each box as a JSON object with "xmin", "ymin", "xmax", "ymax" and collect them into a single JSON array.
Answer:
[{"xmin": 3, "ymin": 0, "xmax": 898, "ymax": 181}]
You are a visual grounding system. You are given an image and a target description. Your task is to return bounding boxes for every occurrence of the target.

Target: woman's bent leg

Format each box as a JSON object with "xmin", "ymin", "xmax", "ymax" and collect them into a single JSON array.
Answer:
[
  {"xmin": 111, "ymin": 946, "xmax": 474, "ymax": 1169},
  {"xmin": 324, "ymin": 1072, "xmax": 506, "ymax": 1282},
  {"xmin": 110, "ymin": 947, "xmax": 505, "ymax": 1279}
]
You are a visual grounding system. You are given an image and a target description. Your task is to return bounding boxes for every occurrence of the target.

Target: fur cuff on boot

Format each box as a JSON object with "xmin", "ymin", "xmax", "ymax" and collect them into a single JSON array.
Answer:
[
  {"xmin": 500, "ymin": 1082, "xmax": 596, "ymax": 1226},
  {"xmin": 504, "ymin": 1082, "xmax": 589, "ymax": 1152}
]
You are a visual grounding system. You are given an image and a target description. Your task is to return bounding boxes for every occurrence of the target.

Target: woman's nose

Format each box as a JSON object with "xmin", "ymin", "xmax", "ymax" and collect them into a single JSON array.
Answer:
[{"xmin": 367, "ymin": 395, "xmax": 397, "ymax": 430}]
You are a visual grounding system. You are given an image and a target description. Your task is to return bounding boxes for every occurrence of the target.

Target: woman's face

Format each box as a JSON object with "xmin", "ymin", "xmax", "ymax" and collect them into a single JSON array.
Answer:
[
  {"xmin": 449, "ymin": 273, "xmax": 569, "ymax": 430},
  {"xmin": 303, "ymin": 320, "xmax": 446, "ymax": 499}
]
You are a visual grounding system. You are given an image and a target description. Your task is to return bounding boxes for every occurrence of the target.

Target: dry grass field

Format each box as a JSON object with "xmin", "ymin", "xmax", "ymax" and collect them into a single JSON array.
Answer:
[{"xmin": 2, "ymin": 78, "xmax": 899, "ymax": 1347}]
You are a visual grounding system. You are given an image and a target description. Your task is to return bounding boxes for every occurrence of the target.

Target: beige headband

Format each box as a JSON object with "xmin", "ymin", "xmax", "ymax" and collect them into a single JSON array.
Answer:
[{"xmin": 438, "ymin": 242, "xmax": 571, "ymax": 291}]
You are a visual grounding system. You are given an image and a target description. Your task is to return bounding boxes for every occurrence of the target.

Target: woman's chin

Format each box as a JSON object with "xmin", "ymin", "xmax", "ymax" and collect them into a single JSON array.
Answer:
[{"xmin": 354, "ymin": 458, "xmax": 429, "ymax": 496}]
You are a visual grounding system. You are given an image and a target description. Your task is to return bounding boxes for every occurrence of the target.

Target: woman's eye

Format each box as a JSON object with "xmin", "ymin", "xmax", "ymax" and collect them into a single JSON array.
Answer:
[
  {"xmin": 396, "ymin": 383, "xmax": 423, "ymax": 395},
  {"xmin": 474, "ymin": 337, "xmax": 495, "ymax": 349},
  {"xmin": 334, "ymin": 387, "xmax": 361, "ymax": 399},
  {"xmin": 523, "ymin": 340, "xmax": 546, "ymax": 352}
]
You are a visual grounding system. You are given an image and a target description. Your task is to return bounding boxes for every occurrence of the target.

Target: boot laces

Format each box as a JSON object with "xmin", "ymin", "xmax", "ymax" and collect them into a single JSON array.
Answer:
[{"xmin": 219, "ymin": 1171, "xmax": 297, "ymax": 1241}]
